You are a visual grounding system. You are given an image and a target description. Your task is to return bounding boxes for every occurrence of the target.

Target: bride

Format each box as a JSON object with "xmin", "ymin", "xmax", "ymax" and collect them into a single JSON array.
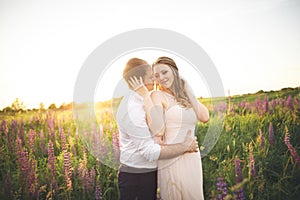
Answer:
[
  {"xmin": 129, "ymin": 56, "xmax": 209, "ymax": 199},
  {"xmin": 151, "ymin": 57, "xmax": 209, "ymax": 200}
]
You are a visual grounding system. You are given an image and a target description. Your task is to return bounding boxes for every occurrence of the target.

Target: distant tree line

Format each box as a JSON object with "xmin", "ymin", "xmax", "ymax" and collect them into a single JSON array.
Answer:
[{"xmin": 0, "ymin": 98, "xmax": 73, "ymax": 113}]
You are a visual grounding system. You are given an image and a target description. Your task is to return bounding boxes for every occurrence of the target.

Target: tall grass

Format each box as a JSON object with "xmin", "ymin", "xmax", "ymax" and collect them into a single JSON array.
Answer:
[{"xmin": 0, "ymin": 91, "xmax": 299, "ymax": 199}]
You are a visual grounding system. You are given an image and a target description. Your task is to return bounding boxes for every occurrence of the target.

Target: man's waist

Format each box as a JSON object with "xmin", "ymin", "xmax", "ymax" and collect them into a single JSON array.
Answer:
[{"xmin": 119, "ymin": 163, "xmax": 157, "ymax": 173}]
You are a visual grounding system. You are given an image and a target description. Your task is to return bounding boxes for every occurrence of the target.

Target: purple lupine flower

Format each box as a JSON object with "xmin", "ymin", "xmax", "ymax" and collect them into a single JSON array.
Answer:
[
  {"xmin": 254, "ymin": 95, "xmax": 262, "ymax": 115},
  {"xmin": 83, "ymin": 170, "xmax": 89, "ymax": 192},
  {"xmin": 216, "ymin": 177, "xmax": 228, "ymax": 200},
  {"xmin": 15, "ymin": 136, "xmax": 23, "ymax": 162},
  {"xmin": 95, "ymin": 183, "xmax": 103, "ymax": 200},
  {"xmin": 20, "ymin": 149, "xmax": 30, "ymax": 177},
  {"xmin": 47, "ymin": 118, "xmax": 56, "ymax": 141},
  {"xmin": 89, "ymin": 168, "xmax": 96, "ymax": 190},
  {"xmin": 213, "ymin": 102, "xmax": 228, "ymax": 113},
  {"xmin": 294, "ymin": 98, "xmax": 299, "ymax": 107},
  {"xmin": 20, "ymin": 119, "xmax": 25, "ymax": 145},
  {"xmin": 259, "ymin": 129, "xmax": 264, "ymax": 149},
  {"xmin": 4, "ymin": 174, "xmax": 13, "ymax": 199},
  {"xmin": 281, "ymin": 98, "xmax": 285, "ymax": 108},
  {"xmin": 264, "ymin": 95, "xmax": 269, "ymax": 114},
  {"xmin": 268, "ymin": 123, "xmax": 275, "ymax": 146},
  {"xmin": 40, "ymin": 130, "xmax": 45, "ymax": 154},
  {"xmin": 28, "ymin": 129, "xmax": 35, "ymax": 151},
  {"xmin": 59, "ymin": 126, "xmax": 67, "ymax": 151},
  {"xmin": 234, "ymin": 158, "xmax": 245, "ymax": 200},
  {"xmin": 7, "ymin": 130, "xmax": 13, "ymax": 153},
  {"xmin": 112, "ymin": 131, "xmax": 120, "ymax": 161},
  {"xmin": 1, "ymin": 120, "xmax": 8, "ymax": 135},
  {"xmin": 249, "ymin": 150, "xmax": 257, "ymax": 177},
  {"xmin": 245, "ymin": 102, "xmax": 252, "ymax": 113},
  {"xmin": 47, "ymin": 140, "xmax": 58, "ymax": 194},
  {"xmin": 11, "ymin": 120, "xmax": 18, "ymax": 132},
  {"xmin": 286, "ymin": 95, "xmax": 294, "ymax": 111},
  {"xmin": 284, "ymin": 127, "xmax": 300, "ymax": 168},
  {"xmin": 28, "ymin": 158, "xmax": 38, "ymax": 198},
  {"xmin": 270, "ymin": 100, "xmax": 276, "ymax": 113},
  {"xmin": 238, "ymin": 101, "xmax": 247, "ymax": 115},
  {"xmin": 48, "ymin": 141, "xmax": 56, "ymax": 176},
  {"xmin": 238, "ymin": 101, "xmax": 246, "ymax": 110},
  {"xmin": 235, "ymin": 158, "xmax": 243, "ymax": 183},
  {"xmin": 84, "ymin": 168, "xmax": 96, "ymax": 192},
  {"xmin": 63, "ymin": 150, "xmax": 73, "ymax": 191}
]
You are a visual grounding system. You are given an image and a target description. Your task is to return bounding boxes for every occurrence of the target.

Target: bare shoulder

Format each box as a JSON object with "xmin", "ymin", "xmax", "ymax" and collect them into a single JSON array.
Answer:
[
  {"xmin": 150, "ymin": 91, "xmax": 166, "ymax": 105},
  {"xmin": 151, "ymin": 90, "xmax": 164, "ymax": 99}
]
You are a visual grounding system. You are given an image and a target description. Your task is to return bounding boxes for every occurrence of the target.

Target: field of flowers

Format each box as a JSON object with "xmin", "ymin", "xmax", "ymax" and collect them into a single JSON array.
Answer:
[{"xmin": 0, "ymin": 88, "xmax": 299, "ymax": 199}]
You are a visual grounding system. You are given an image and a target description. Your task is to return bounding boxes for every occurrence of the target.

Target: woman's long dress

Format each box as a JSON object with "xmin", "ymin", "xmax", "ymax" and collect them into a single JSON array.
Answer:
[{"xmin": 158, "ymin": 92, "xmax": 204, "ymax": 200}]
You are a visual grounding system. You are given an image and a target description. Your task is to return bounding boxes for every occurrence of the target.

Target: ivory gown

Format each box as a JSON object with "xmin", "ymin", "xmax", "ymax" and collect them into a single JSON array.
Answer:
[{"xmin": 157, "ymin": 92, "xmax": 204, "ymax": 200}]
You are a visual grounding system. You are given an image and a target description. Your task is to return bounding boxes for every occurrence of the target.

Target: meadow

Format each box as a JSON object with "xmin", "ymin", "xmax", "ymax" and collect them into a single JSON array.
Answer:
[{"xmin": 0, "ymin": 87, "xmax": 299, "ymax": 199}]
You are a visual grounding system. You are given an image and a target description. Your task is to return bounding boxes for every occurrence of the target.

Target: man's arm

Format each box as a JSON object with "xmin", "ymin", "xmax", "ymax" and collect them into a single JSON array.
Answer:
[
  {"xmin": 126, "ymin": 107, "xmax": 198, "ymax": 162},
  {"xmin": 158, "ymin": 130, "xmax": 198, "ymax": 160}
]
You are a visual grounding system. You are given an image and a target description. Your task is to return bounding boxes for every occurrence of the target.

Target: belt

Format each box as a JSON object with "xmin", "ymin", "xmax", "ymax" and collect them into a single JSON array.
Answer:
[{"xmin": 119, "ymin": 164, "xmax": 157, "ymax": 173}]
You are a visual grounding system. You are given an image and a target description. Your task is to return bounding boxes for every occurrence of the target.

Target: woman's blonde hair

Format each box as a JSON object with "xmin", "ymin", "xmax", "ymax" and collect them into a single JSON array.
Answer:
[{"xmin": 152, "ymin": 57, "xmax": 192, "ymax": 108}]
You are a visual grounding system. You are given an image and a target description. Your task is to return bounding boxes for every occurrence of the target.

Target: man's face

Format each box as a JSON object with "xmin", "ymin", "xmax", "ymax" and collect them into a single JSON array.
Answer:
[{"xmin": 143, "ymin": 66, "xmax": 154, "ymax": 91}]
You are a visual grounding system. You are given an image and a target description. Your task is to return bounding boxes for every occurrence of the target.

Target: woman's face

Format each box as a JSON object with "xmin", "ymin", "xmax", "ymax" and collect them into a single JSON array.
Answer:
[{"xmin": 153, "ymin": 64, "xmax": 174, "ymax": 89}]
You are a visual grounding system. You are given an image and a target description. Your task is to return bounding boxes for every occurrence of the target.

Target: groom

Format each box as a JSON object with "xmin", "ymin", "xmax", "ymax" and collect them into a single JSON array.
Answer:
[{"xmin": 116, "ymin": 58, "xmax": 198, "ymax": 200}]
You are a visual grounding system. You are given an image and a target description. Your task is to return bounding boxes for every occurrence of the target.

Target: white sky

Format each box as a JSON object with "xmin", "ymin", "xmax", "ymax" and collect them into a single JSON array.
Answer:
[{"xmin": 1, "ymin": 0, "xmax": 299, "ymax": 109}]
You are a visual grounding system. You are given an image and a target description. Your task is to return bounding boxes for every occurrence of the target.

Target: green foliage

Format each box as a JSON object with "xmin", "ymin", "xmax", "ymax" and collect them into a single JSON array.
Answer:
[{"xmin": 0, "ymin": 87, "xmax": 299, "ymax": 199}]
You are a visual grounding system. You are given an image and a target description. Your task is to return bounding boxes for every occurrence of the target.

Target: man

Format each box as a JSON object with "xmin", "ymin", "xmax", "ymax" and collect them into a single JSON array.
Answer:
[{"xmin": 116, "ymin": 58, "xmax": 198, "ymax": 200}]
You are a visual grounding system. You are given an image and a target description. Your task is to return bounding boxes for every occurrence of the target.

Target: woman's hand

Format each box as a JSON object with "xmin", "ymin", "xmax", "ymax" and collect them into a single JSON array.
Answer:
[{"xmin": 128, "ymin": 76, "xmax": 148, "ymax": 97}]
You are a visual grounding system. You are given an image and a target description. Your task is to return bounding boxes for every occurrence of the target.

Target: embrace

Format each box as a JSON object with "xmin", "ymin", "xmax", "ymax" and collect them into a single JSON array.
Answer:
[{"xmin": 116, "ymin": 57, "xmax": 210, "ymax": 200}]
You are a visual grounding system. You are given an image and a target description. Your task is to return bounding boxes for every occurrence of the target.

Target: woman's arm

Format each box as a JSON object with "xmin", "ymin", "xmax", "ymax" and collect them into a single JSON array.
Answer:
[
  {"xmin": 128, "ymin": 77, "xmax": 166, "ymax": 138},
  {"xmin": 185, "ymin": 81, "xmax": 210, "ymax": 123},
  {"xmin": 148, "ymin": 91, "xmax": 166, "ymax": 138}
]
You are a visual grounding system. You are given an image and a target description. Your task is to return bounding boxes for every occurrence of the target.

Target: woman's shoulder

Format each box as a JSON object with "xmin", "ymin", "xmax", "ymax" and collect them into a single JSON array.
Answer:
[{"xmin": 150, "ymin": 90, "xmax": 167, "ymax": 103}]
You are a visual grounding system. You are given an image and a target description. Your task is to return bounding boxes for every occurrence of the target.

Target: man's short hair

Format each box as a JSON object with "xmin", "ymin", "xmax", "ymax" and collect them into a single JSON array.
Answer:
[{"xmin": 123, "ymin": 58, "xmax": 150, "ymax": 89}]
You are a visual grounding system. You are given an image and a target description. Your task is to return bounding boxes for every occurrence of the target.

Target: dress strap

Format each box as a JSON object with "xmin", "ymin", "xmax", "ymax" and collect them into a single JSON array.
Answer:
[{"xmin": 160, "ymin": 91, "xmax": 177, "ymax": 111}]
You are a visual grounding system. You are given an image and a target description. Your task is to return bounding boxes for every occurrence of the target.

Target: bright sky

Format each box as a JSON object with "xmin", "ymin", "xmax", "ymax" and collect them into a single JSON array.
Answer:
[{"xmin": 1, "ymin": 0, "xmax": 299, "ymax": 109}]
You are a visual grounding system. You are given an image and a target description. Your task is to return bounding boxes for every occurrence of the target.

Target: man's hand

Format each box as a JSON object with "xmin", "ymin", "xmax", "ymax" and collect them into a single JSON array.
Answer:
[
  {"xmin": 128, "ymin": 76, "xmax": 148, "ymax": 97},
  {"xmin": 183, "ymin": 130, "xmax": 199, "ymax": 153}
]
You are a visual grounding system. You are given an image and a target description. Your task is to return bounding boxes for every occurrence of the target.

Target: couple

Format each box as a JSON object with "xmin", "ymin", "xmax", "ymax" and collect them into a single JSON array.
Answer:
[{"xmin": 116, "ymin": 57, "xmax": 209, "ymax": 200}]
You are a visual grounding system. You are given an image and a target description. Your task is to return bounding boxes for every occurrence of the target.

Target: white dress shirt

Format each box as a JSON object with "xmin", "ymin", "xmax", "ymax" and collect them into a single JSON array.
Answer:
[{"xmin": 116, "ymin": 91, "xmax": 161, "ymax": 169}]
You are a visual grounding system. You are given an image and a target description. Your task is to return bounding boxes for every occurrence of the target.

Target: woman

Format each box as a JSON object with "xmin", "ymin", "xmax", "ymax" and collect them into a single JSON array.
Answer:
[{"xmin": 150, "ymin": 57, "xmax": 209, "ymax": 200}]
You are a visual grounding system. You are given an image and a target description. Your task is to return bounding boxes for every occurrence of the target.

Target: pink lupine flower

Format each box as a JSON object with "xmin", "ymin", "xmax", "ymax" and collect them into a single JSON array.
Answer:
[
  {"xmin": 284, "ymin": 127, "xmax": 300, "ymax": 168},
  {"xmin": 264, "ymin": 95, "xmax": 269, "ymax": 113},
  {"xmin": 0, "ymin": 120, "xmax": 8, "ymax": 135},
  {"xmin": 59, "ymin": 126, "xmax": 67, "ymax": 151},
  {"xmin": 40, "ymin": 130, "xmax": 45, "ymax": 154},
  {"xmin": 28, "ymin": 159, "xmax": 38, "ymax": 197},
  {"xmin": 95, "ymin": 182, "xmax": 103, "ymax": 200},
  {"xmin": 259, "ymin": 129, "xmax": 264, "ymax": 149},
  {"xmin": 213, "ymin": 102, "xmax": 228, "ymax": 113},
  {"xmin": 234, "ymin": 158, "xmax": 245, "ymax": 200},
  {"xmin": 249, "ymin": 151, "xmax": 257, "ymax": 177},
  {"xmin": 15, "ymin": 136, "xmax": 23, "ymax": 162},
  {"xmin": 84, "ymin": 168, "xmax": 96, "ymax": 192},
  {"xmin": 63, "ymin": 150, "xmax": 72, "ymax": 191},
  {"xmin": 48, "ymin": 141, "xmax": 56, "ymax": 176},
  {"xmin": 28, "ymin": 129, "xmax": 35, "ymax": 151},
  {"xmin": 112, "ymin": 131, "xmax": 120, "ymax": 161},
  {"xmin": 268, "ymin": 123, "xmax": 275, "ymax": 146},
  {"xmin": 20, "ymin": 149, "xmax": 30, "ymax": 177},
  {"xmin": 286, "ymin": 95, "xmax": 294, "ymax": 111}
]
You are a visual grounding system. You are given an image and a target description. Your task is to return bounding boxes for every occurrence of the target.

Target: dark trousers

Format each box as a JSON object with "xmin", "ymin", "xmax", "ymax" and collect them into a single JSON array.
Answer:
[{"xmin": 118, "ymin": 166, "xmax": 157, "ymax": 200}]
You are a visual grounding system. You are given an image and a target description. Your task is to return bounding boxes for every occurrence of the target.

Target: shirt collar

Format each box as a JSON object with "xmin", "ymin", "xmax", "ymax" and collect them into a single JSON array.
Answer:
[{"xmin": 129, "ymin": 90, "xmax": 143, "ymax": 103}]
